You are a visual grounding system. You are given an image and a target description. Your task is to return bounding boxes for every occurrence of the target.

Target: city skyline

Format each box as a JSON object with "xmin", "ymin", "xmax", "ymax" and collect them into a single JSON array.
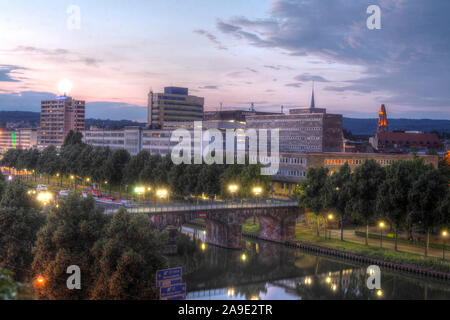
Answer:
[{"xmin": 1, "ymin": 0, "xmax": 450, "ymax": 121}]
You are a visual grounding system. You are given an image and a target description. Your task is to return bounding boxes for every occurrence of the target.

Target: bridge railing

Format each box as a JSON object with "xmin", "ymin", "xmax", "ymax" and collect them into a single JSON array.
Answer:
[{"xmin": 103, "ymin": 199, "xmax": 298, "ymax": 215}]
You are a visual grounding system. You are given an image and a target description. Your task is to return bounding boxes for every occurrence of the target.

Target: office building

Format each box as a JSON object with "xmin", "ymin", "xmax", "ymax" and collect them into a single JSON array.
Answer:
[
  {"xmin": 39, "ymin": 96, "xmax": 85, "ymax": 148},
  {"xmin": 148, "ymin": 87, "xmax": 204, "ymax": 129},
  {"xmin": 0, "ymin": 128, "xmax": 38, "ymax": 152},
  {"xmin": 246, "ymin": 88, "xmax": 343, "ymax": 153}
]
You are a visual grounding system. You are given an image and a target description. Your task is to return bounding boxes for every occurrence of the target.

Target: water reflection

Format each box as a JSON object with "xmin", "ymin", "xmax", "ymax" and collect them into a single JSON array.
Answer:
[{"xmin": 173, "ymin": 226, "xmax": 450, "ymax": 300}]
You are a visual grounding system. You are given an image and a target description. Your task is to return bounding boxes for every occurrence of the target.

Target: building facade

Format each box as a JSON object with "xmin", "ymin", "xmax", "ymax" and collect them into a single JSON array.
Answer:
[
  {"xmin": 0, "ymin": 128, "xmax": 38, "ymax": 152},
  {"xmin": 270, "ymin": 152, "xmax": 439, "ymax": 195},
  {"xmin": 148, "ymin": 87, "xmax": 204, "ymax": 129},
  {"xmin": 246, "ymin": 108, "xmax": 343, "ymax": 154},
  {"xmin": 370, "ymin": 131, "xmax": 443, "ymax": 153},
  {"xmin": 39, "ymin": 96, "xmax": 85, "ymax": 148}
]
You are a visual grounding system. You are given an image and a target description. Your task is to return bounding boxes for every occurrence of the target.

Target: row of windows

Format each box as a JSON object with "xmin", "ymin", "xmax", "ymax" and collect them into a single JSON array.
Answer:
[
  {"xmin": 382, "ymin": 140, "xmax": 439, "ymax": 145},
  {"xmin": 277, "ymin": 170, "xmax": 306, "ymax": 177},
  {"xmin": 325, "ymin": 158, "xmax": 397, "ymax": 166}
]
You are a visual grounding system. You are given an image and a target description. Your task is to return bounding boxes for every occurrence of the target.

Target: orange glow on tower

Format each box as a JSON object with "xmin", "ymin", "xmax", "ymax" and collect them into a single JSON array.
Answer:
[{"xmin": 377, "ymin": 104, "xmax": 389, "ymax": 133}]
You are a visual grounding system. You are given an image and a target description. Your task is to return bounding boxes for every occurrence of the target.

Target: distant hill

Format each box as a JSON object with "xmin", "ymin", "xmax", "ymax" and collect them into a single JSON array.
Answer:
[
  {"xmin": 1, "ymin": 111, "xmax": 449, "ymax": 134},
  {"xmin": 343, "ymin": 118, "xmax": 450, "ymax": 135},
  {"xmin": 0, "ymin": 111, "xmax": 145, "ymax": 130}
]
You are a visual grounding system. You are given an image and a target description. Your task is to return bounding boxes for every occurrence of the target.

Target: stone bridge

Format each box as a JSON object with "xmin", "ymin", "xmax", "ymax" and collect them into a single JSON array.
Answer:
[{"xmin": 111, "ymin": 200, "xmax": 301, "ymax": 249}]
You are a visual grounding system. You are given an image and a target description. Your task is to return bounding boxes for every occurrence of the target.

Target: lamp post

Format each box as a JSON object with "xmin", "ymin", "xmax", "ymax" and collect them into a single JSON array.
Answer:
[
  {"xmin": 228, "ymin": 184, "xmax": 238, "ymax": 201},
  {"xmin": 379, "ymin": 222, "xmax": 385, "ymax": 248},
  {"xmin": 326, "ymin": 214, "xmax": 334, "ymax": 239},
  {"xmin": 442, "ymin": 231, "xmax": 448, "ymax": 260},
  {"xmin": 156, "ymin": 188, "xmax": 169, "ymax": 203}
]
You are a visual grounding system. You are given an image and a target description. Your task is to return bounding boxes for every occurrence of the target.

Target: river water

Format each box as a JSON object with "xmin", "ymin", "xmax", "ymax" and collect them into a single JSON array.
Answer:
[{"xmin": 170, "ymin": 226, "xmax": 450, "ymax": 300}]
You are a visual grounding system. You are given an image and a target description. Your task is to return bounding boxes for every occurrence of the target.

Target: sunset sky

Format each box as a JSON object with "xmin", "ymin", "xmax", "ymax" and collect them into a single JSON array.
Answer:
[{"xmin": 1, "ymin": 0, "xmax": 449, "ymax": 121}]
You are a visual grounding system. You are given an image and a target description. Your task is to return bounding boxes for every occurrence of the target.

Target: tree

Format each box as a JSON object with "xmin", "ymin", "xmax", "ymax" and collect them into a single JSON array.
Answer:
[
  {"xmin": 0, "ymin": 207, "xmax": 44, "ymax": 281},
  {"xmin": 325, "ymin": 163, "xmax": 352, "ymax": 241},
  {"xmin": 140, "ymin": 154, "xmax": 163, "ymax": 185},
  {"xmin": 37, "ymin": 145, "xmax": 60, "ymax": 184},
  {"xmin": 104, "ymin": 149, "xmax": 131, "ymax": 192},
  {"xmin": 1, "ymin": 181, "xmax": 37, "ymax": 209},
  {"xmin": 32, "ymin": 195, "xmax": 108, "ymax": 299},
  {"xmin": 350, "ymin": 160, "xmax": 385, "ymax": 246},
  {"xmin": 0, "ymin": 268, "xmax": 29, "ymax": 300},
  {"xmin": 123, "ymin": 150, "xmax": 150, "ymax": 186},
  {"xmin": 0, "ymin": 173, "xmax": 5, "ymax": 199},
  {"xmin": 376, "ymin": 159, "xmax": 432, "ymax": 250},
  {"xmin": 90, "ymin": 208, "xmax": 167, "ymax": 300},
  {"xmin": 409, "ymin": 169, "xmax": 448, "ymax": 257},
  {"xmin": 62, "ymin": 130, "xmax": 84, "ymax": 147},
  {"xmin": 296, "ymin": 167, "xmax": 329, "ymax": 236}
]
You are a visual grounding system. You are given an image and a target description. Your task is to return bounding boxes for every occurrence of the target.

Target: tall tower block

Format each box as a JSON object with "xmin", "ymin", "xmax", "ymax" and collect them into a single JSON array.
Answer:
[{"xmin": 377, "ymin": 104, "xmax": 389, "ymax": 133}]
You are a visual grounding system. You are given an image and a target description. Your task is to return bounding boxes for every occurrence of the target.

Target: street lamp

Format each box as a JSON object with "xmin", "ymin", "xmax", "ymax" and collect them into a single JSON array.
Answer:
[
  {"xmin": 241, "ymin": 253, "xmax": 247, "ymax": 262},
  {"xmin": 442, "ymin": 230, "xmax": 448, "ymax": 260},
  {"xmin": 379, "ymin": 222, "xmax": 385, "ymax": 248},
  {"xmin": 325, "ymin": 214, "xmax": 334, "ymax": 239},
  {"xmin": 34, "ymin": 275, "xmax": 46, "ymax": 287},
  {"xmin": 252, "ymin": 186, "xmax": 263, "ymax": 197},
  {"xmin": 376, "ymin": 289, "xmax": 383, "ymax": 298},
  {"xmin": 228, "ymin": 184, "xmax": 238, "ymax": 201},
  {"xmin": 156, "ymin": 188, "xmax": 169, "ymax": 202}
]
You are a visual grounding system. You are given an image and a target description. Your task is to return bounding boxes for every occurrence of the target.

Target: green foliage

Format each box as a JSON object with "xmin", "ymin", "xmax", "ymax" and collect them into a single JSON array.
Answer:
[
  {"xmin": 32, "ymin": 194, "xmax": 108, "ymax": 300},
  {"xmin": 376, "ymin": 159, "xmax": 432, "ymax": 250},
  {"xmin": 409, "ymin": 168, "xmax": 448, "ymax": 257},
  {"xmin": 90, "ymin": 207, "xmax": 167, "ymax": 300},
  {"xmin": 0, "ymin": 268, "xmax": 29, "ymax": 300},
  {"xmin": 296, "ymin": 167, "xmax": 329, "ymax": 236},
  {"xmin": 63, "ymin": 130, "xmax": 84, "ymax": 147},
  {"xmin": 104, "ymin": 149, "xmax": 131, "ymax": 187},
  {"xmin": 0, "ymin": 207, "xmax": 44, "ymax": 281},
  {"xmin": 325, "ymin": 163, "xmax": 353, "ymax": 241},
  {"xmin": 1, "ymin": 181, "xmax": 37, "ymax": 209}
]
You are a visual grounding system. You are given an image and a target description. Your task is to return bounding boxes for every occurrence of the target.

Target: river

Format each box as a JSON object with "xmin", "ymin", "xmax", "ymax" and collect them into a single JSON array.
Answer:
[{"xmin": 168, "ymin": 226, "xmax": 450, "ymax": 300}]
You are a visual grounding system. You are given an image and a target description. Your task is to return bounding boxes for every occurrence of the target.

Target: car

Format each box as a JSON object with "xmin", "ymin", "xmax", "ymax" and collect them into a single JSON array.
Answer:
[
  {"xmin": 37, "ymin": 184, "xmax": 47, "ymax": 191},
  {"xmin": 59, "ymin": 190, "xmax": 70, "ymax": 198}
]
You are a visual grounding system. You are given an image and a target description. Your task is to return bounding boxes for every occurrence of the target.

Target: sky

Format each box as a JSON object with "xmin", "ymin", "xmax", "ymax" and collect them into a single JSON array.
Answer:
[{"xmin": 0, "ymin": 0, "xmax": 450, "ymax": 121}]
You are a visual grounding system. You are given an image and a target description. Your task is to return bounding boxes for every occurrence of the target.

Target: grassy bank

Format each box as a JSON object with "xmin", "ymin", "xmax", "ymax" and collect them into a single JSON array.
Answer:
[{"xmin": 294, "ymin": 231, "xmax": 450, "ymax": 274}]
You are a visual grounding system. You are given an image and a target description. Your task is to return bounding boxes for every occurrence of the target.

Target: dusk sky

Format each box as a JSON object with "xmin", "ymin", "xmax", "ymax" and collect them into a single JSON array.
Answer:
[{"xmin": 1, "ymin": 0, "xmax": 449, "ymax": 121}]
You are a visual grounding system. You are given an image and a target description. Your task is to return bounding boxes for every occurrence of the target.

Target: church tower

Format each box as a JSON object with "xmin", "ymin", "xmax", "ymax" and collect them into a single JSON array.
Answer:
[{"xmin": 377, "ymin": 104, "xmax": 388, "ymax": 133}]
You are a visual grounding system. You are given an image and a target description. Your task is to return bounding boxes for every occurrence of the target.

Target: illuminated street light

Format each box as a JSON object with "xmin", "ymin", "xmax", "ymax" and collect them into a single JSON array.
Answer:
[
  {"xmin": 156, "ymin": 188, "xmax": 168, "ymax": 200},
  {"xmin": 250, "ymin": 296, "xmax": 260, "ymax": 300},
  {"xmin": 442, "ymin": 230, "xmax": 448, "ymax": 260},
  {"xmin": 325, "ymin": 214, "xmax": 334, "ymax": 239},
  {"xmin": 228, "ymin": 184, "xmax": 239, "ymax": 194},
  {"xmin": 331, "ymin": 284, "xmax": 337, "ymax": 291},
  {"xmin": 227, "ymin": 288, "xmax": 235, "ymax": 297},
  {"xmin": 241, "ymin": 253, "xmax": 247, "ymax": 262},
  {"xmin": 252, "ymin": 186, "xmax": 263, "ymax": 197},
  {"xmin": 135, "ymin": 187, "xmax": 146, "ymax": 194},
  {"xmin": 304, "ymin": 277, "xmax": 312, "ymax": 285},
  {"xmin": 379, "ymin": 222, "xmax": 385, "ymax": 248},
  {"xmin": 326, "ymin": 276, "xmax": 332, "ymax": 284},
  {"xmin": 376, "ymin": 289, "xmax": 383, "ymax": 297},
  {"xmin": 35, "ymin": 275, "xmax": 46, "ymax": 287},
  {"xmin": 201, "ymin": 243, "xmax": 206, "ymax": 251}
]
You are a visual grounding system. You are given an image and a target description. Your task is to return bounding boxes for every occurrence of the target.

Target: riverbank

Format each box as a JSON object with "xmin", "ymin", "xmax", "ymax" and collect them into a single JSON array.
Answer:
[{"xmin": 184, "ymin": 221, "xmax": 450, "ymax": 280}]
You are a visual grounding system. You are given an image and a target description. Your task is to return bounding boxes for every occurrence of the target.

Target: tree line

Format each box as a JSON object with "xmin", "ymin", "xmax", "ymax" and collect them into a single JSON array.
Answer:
[
  {"xmin": 296, "ymin": 158, "xmax": 449, "ymax": 257},
  {"xmin": 1, "ymin": 131, "xmax": 271, "ymax": 199},
  {"xmin": 0, "ymin": 174, "xmax": 169, "ymax": 299}
]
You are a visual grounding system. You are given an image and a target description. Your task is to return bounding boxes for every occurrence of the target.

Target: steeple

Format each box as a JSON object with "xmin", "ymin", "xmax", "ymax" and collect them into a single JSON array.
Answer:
[
  {"xmin": 377, "ymin": 104, "xmax": 389, "ymax": 133},
  {"xmin": 310, "ymin": 81, "xmax": 316, "ymax": 109}
]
